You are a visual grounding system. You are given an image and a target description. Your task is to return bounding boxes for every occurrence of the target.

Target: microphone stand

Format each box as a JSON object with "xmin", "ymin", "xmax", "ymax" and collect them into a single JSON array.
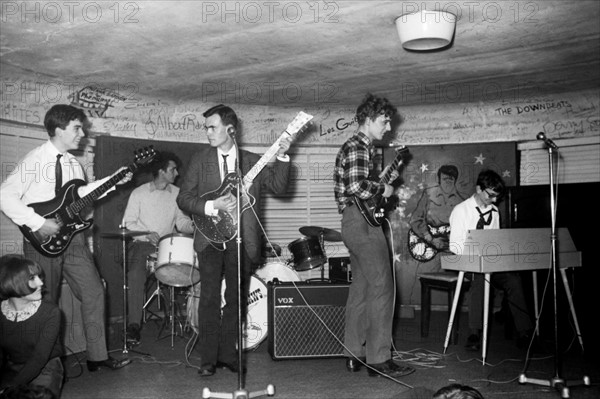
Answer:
[
  {"xmin": 203, "ymin": 137, "xmax": 275, "ymax": 399},
  {"xmin": 518, "ymin": 142, "xmax": 590, "ymax": 398}
]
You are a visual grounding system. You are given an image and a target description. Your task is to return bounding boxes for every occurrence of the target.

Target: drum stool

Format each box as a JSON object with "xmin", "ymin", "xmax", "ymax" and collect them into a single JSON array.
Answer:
[{"xmin": 418, "ymin": 271, "xmax": 470, "ymax": 345}]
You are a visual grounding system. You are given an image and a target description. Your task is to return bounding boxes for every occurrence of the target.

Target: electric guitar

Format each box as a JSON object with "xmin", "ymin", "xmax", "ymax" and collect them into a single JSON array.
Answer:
[
  {"xmin": 19, "ymin": 147, "xmax": 156, "ymax": 257},
  {"xmin": 353, "ymin": 146, "xmax": 409, "ymax": 227},
  {"xmin": 193, "ymin": 111, "xmax": 313, "ymax": 243}
]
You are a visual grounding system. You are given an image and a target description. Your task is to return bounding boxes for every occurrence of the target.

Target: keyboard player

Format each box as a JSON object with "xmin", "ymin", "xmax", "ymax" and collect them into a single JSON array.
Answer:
[{"xmin": 448, "ymin": 169, "xmax": 535, "ymax": 351}]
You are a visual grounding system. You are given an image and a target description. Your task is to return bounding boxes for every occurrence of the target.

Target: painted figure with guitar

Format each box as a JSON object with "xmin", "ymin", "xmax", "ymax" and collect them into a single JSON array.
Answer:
[
  {"xmin": 0, "ymin": 104, "xmax": 133, "ymax": 372},
  {"xmin": 176, "ymin": 104, "xmax": 304, "ymax": 377},
  {"xmin": 408, "ymin": 164, "xmax": 466, "ymax": 263},
  {"xmin": 333, "ymin": 93, "xmax": 414, "ymax": 379}
]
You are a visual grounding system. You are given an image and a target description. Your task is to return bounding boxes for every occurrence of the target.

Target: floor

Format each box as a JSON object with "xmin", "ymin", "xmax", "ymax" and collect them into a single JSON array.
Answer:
[{"xmin": 58, "ymin": 293, "xmax": 600, "ymax": 399}]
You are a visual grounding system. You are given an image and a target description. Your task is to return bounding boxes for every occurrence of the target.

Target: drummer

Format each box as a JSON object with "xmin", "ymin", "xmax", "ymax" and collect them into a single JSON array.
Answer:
[{"xmin": 122, "ymin": 151, "xmax": 194, "ymax": 345}]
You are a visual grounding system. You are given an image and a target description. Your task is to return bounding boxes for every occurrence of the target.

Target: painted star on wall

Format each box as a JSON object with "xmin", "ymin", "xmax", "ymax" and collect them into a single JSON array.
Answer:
[
  {"xmin": 474, "ymin": 153, "xmax": 486, "ymax": 164},
  {"xmin": 502, "ymin": 170, "xmax": 511, "ymax": 178},
  {"xmin": 420, "ymin": 163, "xmax": 429, "ymax": 173}
]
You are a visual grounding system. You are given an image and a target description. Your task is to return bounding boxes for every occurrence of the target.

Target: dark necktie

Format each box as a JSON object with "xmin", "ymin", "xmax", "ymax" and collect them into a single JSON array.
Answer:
[
  {"xmin": 222, "ymin": 154, "xmax": 229, "ymax": 179},
  {"xmin": 55, "ymin": 154, "xmax": 63, "ymax": 195},
  {"xmin": 476, "ymin": 206, "xmax": 495, "ymax": 229}
]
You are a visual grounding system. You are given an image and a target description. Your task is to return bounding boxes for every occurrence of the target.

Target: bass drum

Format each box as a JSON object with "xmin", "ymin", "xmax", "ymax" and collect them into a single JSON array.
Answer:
[
  {"xmin": 186, "ymin": 276, "xmax": 268, "ymax": 351},
  {"xmin": 255, "ymin": 261, "xmax": 301, "ymax": 284}
]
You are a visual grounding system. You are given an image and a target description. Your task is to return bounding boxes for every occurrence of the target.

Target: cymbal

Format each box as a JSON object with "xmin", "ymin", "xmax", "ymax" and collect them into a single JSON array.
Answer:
[
  {"xmin": 299, "ymin": 226, "xmax": 342, "ymax": 242},
  {"xmin": 101, "ymin": 228, "xmax": 151, "ymax": 238}
]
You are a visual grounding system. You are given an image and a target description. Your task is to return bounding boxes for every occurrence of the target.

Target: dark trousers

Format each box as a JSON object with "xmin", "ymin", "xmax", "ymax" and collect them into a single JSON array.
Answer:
[
  {"xmin": 341, "ymin": 205, "xmax": 395, "ymax": 364},
  {"xmin": 469, "ymin": 272, "xmax": 533, "ymax": 335},
  {"xmin": 196, "ymin": 242, "xmax": 251, "ymax": 366}
]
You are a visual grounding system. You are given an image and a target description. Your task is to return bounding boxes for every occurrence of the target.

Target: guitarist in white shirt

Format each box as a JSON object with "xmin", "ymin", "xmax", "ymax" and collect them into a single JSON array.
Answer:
[
  {"xmin": 0, "ymin": 104, "xmax": 132, "ymax": 371},
  {"xmin": 176, "ymin": 104, "xmax": 294, "ymax": 377}
]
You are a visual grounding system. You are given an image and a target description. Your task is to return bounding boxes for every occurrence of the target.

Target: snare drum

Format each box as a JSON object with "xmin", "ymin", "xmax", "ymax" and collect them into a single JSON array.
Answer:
[
  {"xmin": 288, "ymin": 236, "xmax": 326, "ymax": 271},
  {"xmin": 156, "ymin": 233, "xmax": 199, "ymax": 287},
  {"xmin": 255, "ymin": 261, "xmax": 301, "ymax": 284},
  {"xmin": 146, "ymin": 253, "xmax": 158, "ymax": 274}
]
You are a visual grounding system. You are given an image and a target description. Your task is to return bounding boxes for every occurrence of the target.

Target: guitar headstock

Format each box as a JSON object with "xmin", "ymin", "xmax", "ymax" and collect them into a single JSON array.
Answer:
[
  {"xmin": 133, "ymin": 146, "xmax": 157, "ymax": 166},
  {"xmin": 285, "ymin": 111, "xmax": 314, "ymax": 136},
  {"xmin": 394, "ymin": 145, "xmax": 409, "ymax": 154}
]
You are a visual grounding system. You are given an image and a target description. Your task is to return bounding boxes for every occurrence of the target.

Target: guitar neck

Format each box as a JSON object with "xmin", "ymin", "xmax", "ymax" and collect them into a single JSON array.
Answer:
[
  {"xmin": 242, "ymin": 132, "xmax": 288, "ymax": 186},
  {"xmin": 380, "ymin": 147, "xmax": 407, "ymax": 184},
  {"xmin": 69, "ymin": 164, "xmax": 135, "ymax": 214}
]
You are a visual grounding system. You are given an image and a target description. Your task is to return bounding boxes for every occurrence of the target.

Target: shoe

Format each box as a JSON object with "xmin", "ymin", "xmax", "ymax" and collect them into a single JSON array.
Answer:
[
  {"xmin": 126, "ymin": 323, "xmax": 141, "ymax": 345},
  {"xmin": 367, "ymin": 360, "xmax": 415, "ymax": 378},
  {"xmin": 345, "ymin": 357, "xmax": 364, "ymax": 372},
  {"xmin": 198, "ymin": 364, "xmax": 216, "ymax": 377},
  {"xmin": 87, "ymin": 357, "xmax": 131, "ymax": 372},
  {"xmin": 216, "ymin": 361, "xmax": 245, "ymax": 374},
  {"xmin": 465, "ymin": 334, "xmax": 481, "ymax": 351}
]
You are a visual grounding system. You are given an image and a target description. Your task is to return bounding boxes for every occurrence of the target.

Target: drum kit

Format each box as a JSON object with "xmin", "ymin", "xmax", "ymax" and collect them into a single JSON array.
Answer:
[{"xmin": 102, "ymin": 224, "xmax": 342, "ymax": 352}]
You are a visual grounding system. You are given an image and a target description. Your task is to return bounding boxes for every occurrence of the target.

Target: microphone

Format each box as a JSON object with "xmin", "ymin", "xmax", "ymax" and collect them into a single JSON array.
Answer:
[{"xmin": 536, "ymin": 132, "xmax": 558, "ymax": 150}]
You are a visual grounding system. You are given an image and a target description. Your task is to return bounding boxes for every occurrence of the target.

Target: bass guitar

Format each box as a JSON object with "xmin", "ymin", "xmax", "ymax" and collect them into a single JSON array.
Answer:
[
  {"xmin": 194, "ymin": 111, "xmax": 313, "ymax": 243},
  {"xmin": 19, "ymin": 147, "xmax": 156, "ymax": 257},
  {"xmin": 353, "ymin": 146, "xmax": 408, "ymax": 227}
]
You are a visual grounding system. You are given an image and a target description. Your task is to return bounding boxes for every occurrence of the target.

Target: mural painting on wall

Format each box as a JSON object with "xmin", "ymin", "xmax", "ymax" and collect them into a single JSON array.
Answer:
[{"xmin": 385, "ymin": 142, "xmax": 516, "ymax": 302}]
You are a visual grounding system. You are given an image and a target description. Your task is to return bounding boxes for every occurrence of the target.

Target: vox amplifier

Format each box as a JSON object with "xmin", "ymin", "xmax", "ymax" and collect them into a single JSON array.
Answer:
[{"xmin": 268, "ymin": 281, "xmax": 350, "ymax": 360}]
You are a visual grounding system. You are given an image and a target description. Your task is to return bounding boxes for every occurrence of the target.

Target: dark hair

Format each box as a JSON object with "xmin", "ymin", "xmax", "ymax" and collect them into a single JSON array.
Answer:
[
  {"xmin": 355, "ymin": 93, "xmax": 397, "ymax": 125},
  {"xmin": 203, "ymin": 104, "xmax": 239, "ymax": 132},
  {"xmin": 43, "ymin": 104, "xmax": 87, "ymax": 137},
  {"xmin": 433, "ymin": 384, "xmax": 484, "ymax": 399},
  {"xmin": 0, "ymin": 384, "xmax": 57, "ymax": 399},
  {"xmin": 151, "ymin": 151, "xmax": 181, "ymax": 178},
  {"xmin": 0, "ymin": 255, "xmax": 44, "ymax": 300},
  {"xmin": 438, "ymin": 165, "xmax": 459, "ymax": 181},
  {"xmin": 476, "ymin": 169, "xmax": 505, "ymax": 196}
]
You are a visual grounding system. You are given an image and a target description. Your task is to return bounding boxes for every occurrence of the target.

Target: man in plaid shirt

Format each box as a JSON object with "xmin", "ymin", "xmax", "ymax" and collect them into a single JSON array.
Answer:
[{"xmin": 333, "ymin": 93, "xmax": 414, "ymax": 379}]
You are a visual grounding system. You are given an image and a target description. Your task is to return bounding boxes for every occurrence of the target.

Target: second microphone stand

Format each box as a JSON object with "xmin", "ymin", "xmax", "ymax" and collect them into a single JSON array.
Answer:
[
  {"xmin": 202, "ymin": 137, "xmax": 275, "ymax": 399},
  {"xmin": 518, "ymin": 143, "xmax": 590, "ymax": 398}
]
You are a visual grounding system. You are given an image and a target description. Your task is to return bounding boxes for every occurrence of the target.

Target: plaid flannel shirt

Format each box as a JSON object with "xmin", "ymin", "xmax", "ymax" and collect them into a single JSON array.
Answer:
[{"xmin": 333, "ymin": 132, "xmax": 385, "ymax": 214}]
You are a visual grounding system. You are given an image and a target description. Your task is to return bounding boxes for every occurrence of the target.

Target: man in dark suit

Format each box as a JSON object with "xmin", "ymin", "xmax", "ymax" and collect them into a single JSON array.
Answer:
[{"xmin": 177, "ymin": 104, "xmax": 293, "ymax": 377}]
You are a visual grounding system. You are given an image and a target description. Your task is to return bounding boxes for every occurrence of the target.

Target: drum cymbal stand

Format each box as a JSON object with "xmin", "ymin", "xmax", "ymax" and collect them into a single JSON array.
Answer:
[
  {"xmin": 203, "ymin": 136, "xmax": 275, "ymax": 399},
  {"xmin": 102, "ymin": 227, "xmax": 150, "ymax": 356},
  {"xmin": 518, "ymin": 140, "xmax": 590, "ymax": 397},
  {"xmin": 318, "ymin": 232, "xmax": 328, "ymax": 282}
]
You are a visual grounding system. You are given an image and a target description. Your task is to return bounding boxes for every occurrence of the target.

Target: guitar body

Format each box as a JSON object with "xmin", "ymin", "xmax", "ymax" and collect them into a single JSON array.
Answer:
[
  {"xmin": 16, "ymin": 146, "xmax": 156, "ymax": 258},
  {"xmin": 19, "ymin": 180, "xmax": 92, "ymax": 257},
  {"xmin": 193, "ymin": 173, "xmax": 255, "ymax": 243},
  {"xmin": 192, "ymin": 111, "xmax": 313, "ymax": 243},
  {"xmin": 353, "ymin": 146, "xmax": 409, "ymax": 227},
  {"xmin": 407, "ymin": 224, "xmax": 450, "ymax": 262},
  {"xmin": 353, "ymin": 195, "xmax": 387, "ymax": 227}
]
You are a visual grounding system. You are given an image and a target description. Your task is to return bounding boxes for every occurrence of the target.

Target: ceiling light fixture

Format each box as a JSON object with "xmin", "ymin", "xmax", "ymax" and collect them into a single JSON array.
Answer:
[{"xmin": 395, "ymin": 10, "xmax": 457, "ymax": 51}]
